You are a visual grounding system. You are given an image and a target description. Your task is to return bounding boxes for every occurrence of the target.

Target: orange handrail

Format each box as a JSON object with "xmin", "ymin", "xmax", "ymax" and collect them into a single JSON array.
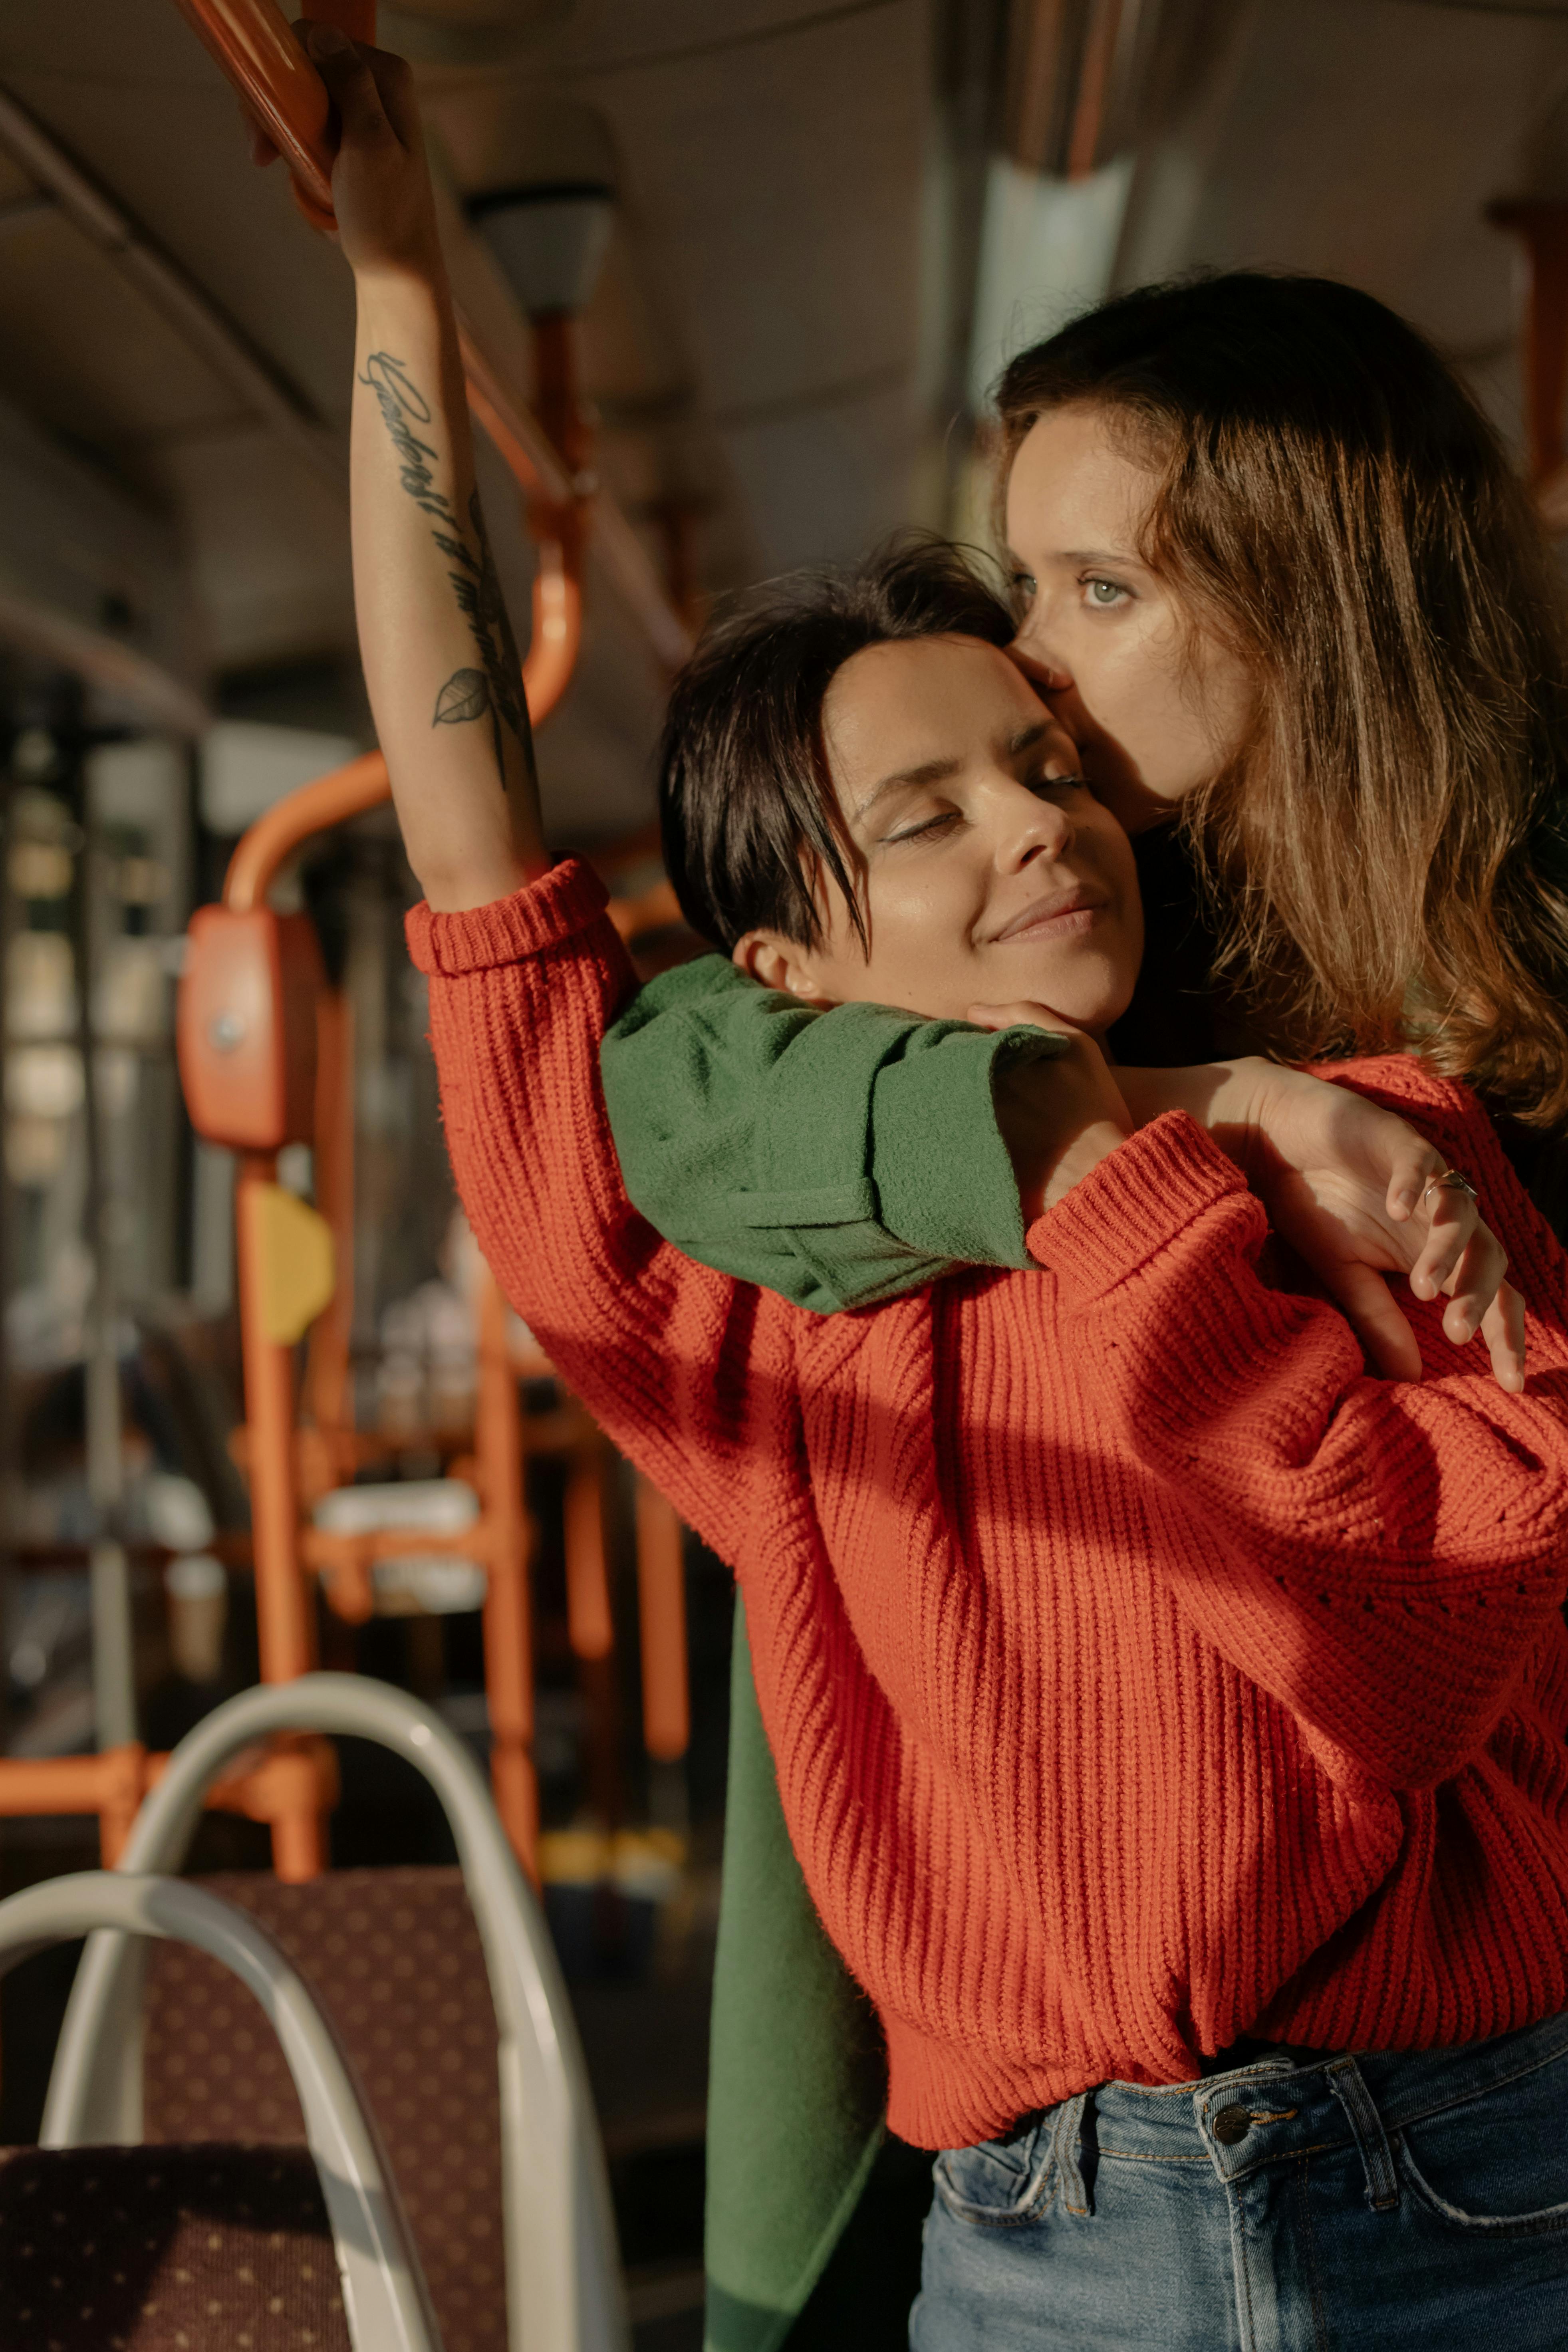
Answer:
[{"xmin": 170, "ymin": 0, "xmax": 338, "ymax": 218}]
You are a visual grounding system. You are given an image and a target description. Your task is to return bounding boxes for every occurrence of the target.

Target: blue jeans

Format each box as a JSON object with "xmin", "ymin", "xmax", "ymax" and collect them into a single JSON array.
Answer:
[{"xmin": 911, "ymin": 2012, "xmax": 1568, "ymax": 2350}]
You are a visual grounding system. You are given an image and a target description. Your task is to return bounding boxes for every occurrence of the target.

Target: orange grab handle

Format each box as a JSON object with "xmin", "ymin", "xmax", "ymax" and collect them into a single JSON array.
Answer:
[{"xmin": 170, "ymin": 0, "xmax": 338, "ymax": 218}]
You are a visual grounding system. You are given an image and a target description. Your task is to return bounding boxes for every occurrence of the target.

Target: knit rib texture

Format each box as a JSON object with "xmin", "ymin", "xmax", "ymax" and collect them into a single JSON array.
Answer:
[{"xmin": 408, "ymin": 861, "xmax": 1568, "ymax": 2150}]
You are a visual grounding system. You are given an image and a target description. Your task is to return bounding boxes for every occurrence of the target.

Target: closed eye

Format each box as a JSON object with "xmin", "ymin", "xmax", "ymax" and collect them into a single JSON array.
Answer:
[{"xmin": 884, "ymin": 809, "xmax": 961, "ymax": 846}]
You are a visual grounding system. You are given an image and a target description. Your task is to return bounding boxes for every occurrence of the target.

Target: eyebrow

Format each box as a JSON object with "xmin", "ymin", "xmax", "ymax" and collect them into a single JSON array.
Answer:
[
  {"xmin": 853, "ymin": 719, "xmax": 1054, "ymax": 822},
  {"xmin": 1007, "ymin": 543, "xmax": 1143, "ymax": 571}
]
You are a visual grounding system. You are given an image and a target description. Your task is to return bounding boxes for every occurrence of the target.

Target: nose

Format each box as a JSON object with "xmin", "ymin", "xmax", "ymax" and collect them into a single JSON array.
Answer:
[
  {"xmin": 1010, "ymin": 615, "xmax": 1074, "ymax": 696},
  {"xmin": 999, "ymin": 780, "xmax": 1074, "ymax": 875}
]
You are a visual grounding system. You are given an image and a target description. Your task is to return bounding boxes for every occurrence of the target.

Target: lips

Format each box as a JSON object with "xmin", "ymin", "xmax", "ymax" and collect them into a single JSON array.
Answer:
[{"xmin": 989, "ymin": 883, "xmax": 1108, "ymax": 944}]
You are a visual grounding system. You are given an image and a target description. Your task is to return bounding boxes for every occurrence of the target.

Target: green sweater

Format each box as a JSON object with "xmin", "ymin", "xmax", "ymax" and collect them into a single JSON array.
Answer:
[
  {"xmin": 601, "ymin": 954, "xmax": 1066, "ymax": 1311},
  {"xmin": 601, "ymin": 963, "xmax": 1058, "ymax": 2350}
]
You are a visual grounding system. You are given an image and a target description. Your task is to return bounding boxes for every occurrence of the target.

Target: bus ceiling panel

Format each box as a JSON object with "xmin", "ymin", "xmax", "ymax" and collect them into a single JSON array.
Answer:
[
  {"xmin": 0, "ymin": 0, "xmax": 355, "ymax": 431},
  {"xmin": 163, "ymin": 425, "xmax": 359, "ymax": 669},
  {"xmin": 425, "ymin": 0, "xmax": 935, "ymax": 578},
  {"xmin": 0, "ymin": 389, "xmax": 208, "ymax": 734},
  {"xmin": 558, "ymin": 0, "xmax": 926, "ymax": 377},
  {"xmin": 1153, "ymin": 0, "xmax": 1568, "ymax": 451},
  {"xmin": 0, "ymin": 208, "xmax": 254, "ymax": 487}
]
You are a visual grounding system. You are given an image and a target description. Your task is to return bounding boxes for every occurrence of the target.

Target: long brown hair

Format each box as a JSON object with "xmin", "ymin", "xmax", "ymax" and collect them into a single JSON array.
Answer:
[{"xmin": 995, "ymin": 272, "xmax": 1568, "ymax": 1125}]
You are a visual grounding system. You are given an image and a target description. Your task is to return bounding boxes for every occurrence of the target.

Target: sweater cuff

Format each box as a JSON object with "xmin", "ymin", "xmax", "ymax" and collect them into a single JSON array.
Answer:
[
  {"xmin": 405, "ymin": 858, "xmax": 609, "ymax": 977},
  {"xmin": 872, "ymin": 1024, "xmax": 1070, "ymax": 1270},
  {"xmin": 1026, "ymin": 1110, "xmax": 1250, "ymax": 1301}
]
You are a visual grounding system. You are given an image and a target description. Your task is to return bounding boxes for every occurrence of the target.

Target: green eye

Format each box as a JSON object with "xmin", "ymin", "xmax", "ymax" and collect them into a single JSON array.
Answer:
[
  {"xmin": 1008, "ymin": 569, "xmax": 1037, "ymax": 597},
  {"xmin": 1085, "ymin": 577, "xmax": 1127, "ymax": 608}
]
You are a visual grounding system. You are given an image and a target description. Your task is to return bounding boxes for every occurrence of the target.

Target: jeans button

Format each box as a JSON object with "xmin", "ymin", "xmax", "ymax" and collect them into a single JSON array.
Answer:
[{"xmin": 1211, "ymin": 2105, "xmax": 1252, "ymax": 2146}]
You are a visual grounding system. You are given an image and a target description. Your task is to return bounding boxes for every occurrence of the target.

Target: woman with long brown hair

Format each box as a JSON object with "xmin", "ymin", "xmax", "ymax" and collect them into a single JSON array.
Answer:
[
  {"xmin": 995, "ymin": 270, "xmax": 1568, "ymax": 1138},
  {"xmin": 596, "ymin": 271, "xmax": 1568, "ymax": 2352}
]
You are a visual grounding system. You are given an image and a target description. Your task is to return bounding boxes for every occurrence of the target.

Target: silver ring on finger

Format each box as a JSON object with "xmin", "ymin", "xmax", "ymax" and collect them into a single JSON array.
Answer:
[{"xmin": 1423, "ymin": 1167, "xmax": 1479, "ymax": 1209}]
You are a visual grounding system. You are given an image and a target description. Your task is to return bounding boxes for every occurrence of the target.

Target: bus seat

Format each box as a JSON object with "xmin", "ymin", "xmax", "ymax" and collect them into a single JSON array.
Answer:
[
  {"xmin": 143, "ymin": 1866, "xmax": 505, "ymax": 2352},
  {"xmin": 43, "ymin": 1673, "xmax": 627, "ymax": 2352},
  {"xmin": 0, "ymin": 2142, "xmax": 352, "ymax": 2352},
  {"xmin": 0, "ymin": 1867, "xmax": 439, "ymax": 2352}
]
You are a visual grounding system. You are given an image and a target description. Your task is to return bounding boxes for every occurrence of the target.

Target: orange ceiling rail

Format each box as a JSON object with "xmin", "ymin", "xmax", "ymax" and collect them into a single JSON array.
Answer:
[{"xmin": 169, "ymin": 0, "xmax": 339, "ymax": 220}]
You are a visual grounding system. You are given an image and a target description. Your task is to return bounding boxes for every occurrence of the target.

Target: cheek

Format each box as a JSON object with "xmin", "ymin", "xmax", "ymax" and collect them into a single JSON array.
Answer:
[
  {"xmin": 853, "ymin": 864, "xmax": 989, "ymax": 1014},
  {"xmin": 869, "ymin": 867, "xmax": 975, "ymax": 969}
]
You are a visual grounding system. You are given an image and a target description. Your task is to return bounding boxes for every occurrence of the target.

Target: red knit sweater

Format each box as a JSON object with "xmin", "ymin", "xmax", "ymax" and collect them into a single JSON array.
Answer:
[{"xmin": 408, "ymin": 860, "xmax": 1568, "ymax": 2150}]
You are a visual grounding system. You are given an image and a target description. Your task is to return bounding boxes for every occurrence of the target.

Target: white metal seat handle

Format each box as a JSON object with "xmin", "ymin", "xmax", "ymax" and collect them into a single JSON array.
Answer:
[
  {"xmin": 42, "ymin": 1671, "xmax": 627, "ymax": 2352},
  {"xmin": 0, "ymin": 1870, "xmax": 440, "ymax": 2352}
]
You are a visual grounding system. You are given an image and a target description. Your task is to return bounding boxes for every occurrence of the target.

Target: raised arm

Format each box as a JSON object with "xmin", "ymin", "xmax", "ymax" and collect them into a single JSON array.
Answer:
[
  {"xmin": 306, "ymin": 23, "xmax": 544, "ymax": 912},
  {"xmin": 294, "ymin": 26, "xmax": 772, "ymax": 1554}
]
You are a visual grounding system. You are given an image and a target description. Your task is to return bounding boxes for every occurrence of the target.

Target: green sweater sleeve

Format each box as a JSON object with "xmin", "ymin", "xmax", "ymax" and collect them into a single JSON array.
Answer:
[{"xmin": 599, "ymin": 955, "xmax": 1070, "ymax": 1313}]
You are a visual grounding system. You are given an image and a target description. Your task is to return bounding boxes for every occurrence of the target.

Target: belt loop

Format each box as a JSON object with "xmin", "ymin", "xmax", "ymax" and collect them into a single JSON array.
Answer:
[
  {"xmin": 1326, "ymin": 2055, "xmax": 1399, "ymax": 2212},
  {"xmin": 1052, "ymin": 2090, "xmax": 1093, "ymax": 2217}
]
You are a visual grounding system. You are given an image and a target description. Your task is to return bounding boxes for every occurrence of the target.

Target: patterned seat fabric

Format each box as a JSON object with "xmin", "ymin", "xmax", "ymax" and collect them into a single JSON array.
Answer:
[
  {"xmin": 144, "ymin": 1867, "xmax": 504, "ymax": 2352},
  {"xmin": 0, "ymin": 2142, "xmax": 350, "ymax": 2352}
]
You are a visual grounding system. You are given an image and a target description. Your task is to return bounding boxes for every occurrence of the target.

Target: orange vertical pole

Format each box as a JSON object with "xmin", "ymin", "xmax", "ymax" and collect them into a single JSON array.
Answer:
[
  {"xmin": 634, "ymin": 1479, "xmax": 689, "ymax": 1763},
  {"xmin": 236, "ymin": 1156, "xmax": 324, "ymax": 1881},
  {"xmin": 565, "ymin": 1426, "xmax": 623, "ymax": 1828},
  {"xmin": 1488, "ymin": 200, "xmax": 1568, "ymax": 483},
  {"xmin": 564, "ymin": 1435, "xmax": 614, "ymax": 1663},
  {"xmin": 478, "ymin": 1280, "xmax": 538, "ymax": 1877},
  {"xmin": 304, "ymin": 989, "xmax": 355, "ymax": 1453}
]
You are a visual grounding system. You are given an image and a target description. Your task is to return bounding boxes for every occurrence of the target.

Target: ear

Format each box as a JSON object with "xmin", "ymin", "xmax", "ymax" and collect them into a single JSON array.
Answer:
[{"xmin": 731, "ymin": 930, "xmax": 838, "ymax": 1008}]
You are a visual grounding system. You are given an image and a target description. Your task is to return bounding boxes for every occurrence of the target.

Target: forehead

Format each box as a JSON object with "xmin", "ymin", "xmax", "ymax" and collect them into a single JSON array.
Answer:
[
  {"xmin": 1004, "ymin": 404, "xmax": 1157, "ymax": 553},
  {"xmin": 822, "ymin": 635, "xmax": 1041, "ymax": 786}
]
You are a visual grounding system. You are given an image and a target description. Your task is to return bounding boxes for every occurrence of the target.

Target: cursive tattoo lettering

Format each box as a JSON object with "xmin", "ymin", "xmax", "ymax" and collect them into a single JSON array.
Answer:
[
  {"xmin": 358, "ymin": 351, "xmax": 451, "ymax": 520},
  {"xmin": 360, "ymin": 351, "xmax": 535, "ymax": 786}
]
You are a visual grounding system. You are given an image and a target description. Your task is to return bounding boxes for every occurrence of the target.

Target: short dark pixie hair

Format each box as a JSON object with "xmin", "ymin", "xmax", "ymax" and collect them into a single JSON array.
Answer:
[{"xmin": 659, "ymin": 534, "xmax": 1013, "ymax": 953}]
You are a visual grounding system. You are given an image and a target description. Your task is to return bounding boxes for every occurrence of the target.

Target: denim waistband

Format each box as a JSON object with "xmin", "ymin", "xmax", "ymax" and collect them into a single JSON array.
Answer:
[{"xmin": 1075, "ymin": 2010, "xmax": 1568, "ymax": 2192}]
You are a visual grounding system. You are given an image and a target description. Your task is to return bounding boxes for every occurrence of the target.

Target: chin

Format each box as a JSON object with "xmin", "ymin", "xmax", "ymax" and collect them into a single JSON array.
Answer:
[{"xmin": 1004, "ymin": 962, "xmax": 1136, "ymax": 1038}]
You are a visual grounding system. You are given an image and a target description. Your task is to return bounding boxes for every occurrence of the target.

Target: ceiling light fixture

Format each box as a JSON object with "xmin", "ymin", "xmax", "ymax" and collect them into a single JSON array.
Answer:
[{"xmin": 465, "ymin": 180, "xmax": 615, "ymax": 319}]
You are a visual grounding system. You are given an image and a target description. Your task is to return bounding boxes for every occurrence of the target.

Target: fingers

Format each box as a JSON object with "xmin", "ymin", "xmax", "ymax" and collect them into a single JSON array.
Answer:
[
  {"xmin": 1385, "ymin": 1141, "xmax": 1446, "ymax": 1224},
  {"xmin": 1408, "ymin": 1186, "xmax": 1479, "ymax": 1302},
  {"xmin": 296, "ymin": 20, "xmax": 401, "ymax": 147},
  {"xmin": 1479, "ymin": 1283, "xmax": 1528, "ymax": 1394},
  {"xmin": 1438, "ymin": 1224, "xmax": 1510, "ymax": 1347},
  {"xmin": 359, "ymin": 39, "xmax": 421, "ymax": 145},
  {"xmin": 240, "ymin": 99, "xmax": 281, "ymax": 168}
]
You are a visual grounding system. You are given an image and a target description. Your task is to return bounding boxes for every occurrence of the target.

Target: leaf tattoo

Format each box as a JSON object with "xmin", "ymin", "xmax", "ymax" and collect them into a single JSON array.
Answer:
[{"xmin": 433, "ymin": 668, "xmax": 491, "ymax": 726}]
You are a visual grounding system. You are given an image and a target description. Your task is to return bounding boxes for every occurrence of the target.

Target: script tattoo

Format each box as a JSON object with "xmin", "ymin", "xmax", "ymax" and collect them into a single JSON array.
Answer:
[
  {"xmin": 359, "ymin": 351, "xmax": 534, "ymax": 785},
  {"xmin": 358, "ymin": 351, "xmax": 451, "ymax": 520}
]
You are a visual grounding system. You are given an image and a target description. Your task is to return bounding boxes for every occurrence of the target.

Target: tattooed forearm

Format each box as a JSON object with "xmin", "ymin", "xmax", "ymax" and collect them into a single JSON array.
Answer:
[{"xmin": 361, "ymin": 350, "xmax": 535, "ymax": 783}]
